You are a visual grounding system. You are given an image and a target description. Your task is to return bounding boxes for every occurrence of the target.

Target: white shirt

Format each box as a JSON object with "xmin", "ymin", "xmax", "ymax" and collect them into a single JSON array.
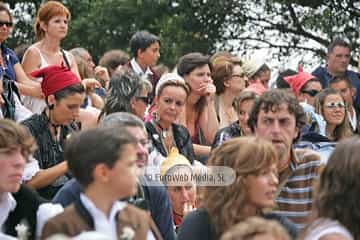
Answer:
[
  {"xmin": 130, "ymin": 58, "xmax": 153, "ymax": 76},
  {"xmin": 348, "ymin": 106, "xmax": 357, "ymax": 131},
  {"xmin": 80, "ymin": 194, "xmax": 127, "ymax": 239},
  {"xmin": 0, "ymin": 193, "xmax": 17, "ymax": 232},
  {"xmin": 304, "ymin": 218, "xmax": 353, "ymax": 240}
]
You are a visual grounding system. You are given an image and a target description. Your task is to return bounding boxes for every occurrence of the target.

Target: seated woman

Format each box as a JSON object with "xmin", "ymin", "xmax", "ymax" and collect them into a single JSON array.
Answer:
[
  {"xmin": 22, "ymin": 65, "xmax": 85, "ymax": 200},
  {"xmin": 99, "ymin": 69, "xmax": 152, "ymax": 120},
  {"xmin": 146, "ymin": 72, "xmax": 195, "ymax": 166},
  {"xmin": 212, "ymin": 91, "xmax": 257, "ymax": 149},
  {"xmin": 211, "ymin": 55, "xmax": 247, "ymax": 128},
  {"xmin": 177, "ymin": 53, "xmax": 219, "ymax": 161},
  {"xmin": 177, "ymin": 137, "xmax": 297, "ymax": 240},
  {"xmin": 302, "ymin": 136, "xmax": 360, "ymax": 240},
  {"xmin": 302, "ymin": 88, "xmax": 352, "ymax": 143},
  {"xmin": 160, "ymin": 148, "xmax": 196, "ymax": 233}
]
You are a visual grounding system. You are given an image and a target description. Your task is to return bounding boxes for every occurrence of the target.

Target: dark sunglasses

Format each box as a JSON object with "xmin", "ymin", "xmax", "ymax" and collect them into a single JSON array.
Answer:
[
  {"xmin": 300, "ymin": 89, "xmax": 319, "ymax": 97},
  {"xmin": 135, "ymin": 96, "xmax": 151, "ymax": 105},
  {"xmin": 0, "ymin": 21, "xmax": 13, "ymax": 28}
]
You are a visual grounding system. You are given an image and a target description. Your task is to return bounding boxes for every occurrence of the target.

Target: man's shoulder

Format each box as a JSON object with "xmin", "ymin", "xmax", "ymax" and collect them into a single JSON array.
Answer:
[{"xmin": 294, "ymin": 148, "xmax": 322, "ymax": 165}]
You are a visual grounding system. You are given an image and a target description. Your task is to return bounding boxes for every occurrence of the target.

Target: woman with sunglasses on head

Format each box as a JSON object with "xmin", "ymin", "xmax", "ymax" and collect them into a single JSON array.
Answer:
[
  {"xmin": 22, "ymin": 65, "xmax": 85, "ymax": 200},
  {"xmin": 0, "ymin": 3, "xmax": 43, "ymax": 121},
  {"xmin": 211, "ymin": 54, "xmax": 247, "ymax": 129},
  {"xmin": 146, "ymin": 73, "xmax": 195, "ymax": 166},
  {"xmin": 99, "ymin": 69, "xmax": 152, "ymax": 120}
]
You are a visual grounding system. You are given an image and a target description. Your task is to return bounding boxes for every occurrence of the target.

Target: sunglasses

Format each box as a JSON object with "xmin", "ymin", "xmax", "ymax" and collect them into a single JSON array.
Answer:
[
  {"xmin": 300, "ymin": 89, "xmax": 319, "ymax": 97},
  {"xmin": 135, "ymin": 96, "xmax": 151, "ymax": 105},
  {"xmin": 0, "ymin": 21, "xmax": 13, "ymax": 28},
  {"xmin": 324, "ymin": 101, "xmax": 346, "ymax": 109}
]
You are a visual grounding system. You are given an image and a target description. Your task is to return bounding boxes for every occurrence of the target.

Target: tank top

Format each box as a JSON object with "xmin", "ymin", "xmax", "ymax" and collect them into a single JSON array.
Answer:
[{"xmin": 22, "ymin": 47, "xmax": 71, "ymax": 114}]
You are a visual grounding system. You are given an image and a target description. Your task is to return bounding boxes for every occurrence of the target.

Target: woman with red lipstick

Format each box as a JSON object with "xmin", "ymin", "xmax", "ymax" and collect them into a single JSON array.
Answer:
[
  {"xmin": 313, "ymin": 88, "xmax": 352, "ymax": 141},
  {"xmin": 178, "ymin": 137, "xmax": 298, "ymax": 240},
  {"xmin": 22, "ymin": 65, "xmax": 85, "ymax": 200},
  {"xmin": 146, "ymin": 73, "xmax": 195, "ymax": 166}
]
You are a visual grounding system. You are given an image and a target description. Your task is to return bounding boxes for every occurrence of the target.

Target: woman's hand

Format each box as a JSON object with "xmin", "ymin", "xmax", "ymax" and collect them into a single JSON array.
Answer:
[
  {"xmin": 82, "ymin": 78, "xmax": 102, "ymax": 92},
  {"xmin": 197, "ymin": 82, "xmax": 216, "ymax": 102},
  {"xmin": 94, "ymin": 66, "xmax": 110, "ymax": 83}
]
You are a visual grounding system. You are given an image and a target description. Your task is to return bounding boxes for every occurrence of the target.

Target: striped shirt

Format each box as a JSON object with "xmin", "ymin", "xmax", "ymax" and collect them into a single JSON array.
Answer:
[{"xmin": 273, "ymin": 148, "xmax": 322, "ymax": 229}]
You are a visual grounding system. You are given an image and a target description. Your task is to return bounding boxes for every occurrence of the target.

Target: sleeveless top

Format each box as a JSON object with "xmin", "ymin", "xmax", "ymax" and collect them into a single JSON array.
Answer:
[
  {"xmin": 304, "ymin": 218, "xmax": 353, "ymax": 240},
  {"xmin": 22, "ymin": 47, "xmax": 72, "ymax": 114}
]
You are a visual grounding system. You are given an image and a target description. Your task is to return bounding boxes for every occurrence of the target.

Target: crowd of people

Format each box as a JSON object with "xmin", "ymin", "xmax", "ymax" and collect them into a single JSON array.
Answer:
[{"xmin": 1, "ymin": 1, "xmax": 360, "ymax": 239}]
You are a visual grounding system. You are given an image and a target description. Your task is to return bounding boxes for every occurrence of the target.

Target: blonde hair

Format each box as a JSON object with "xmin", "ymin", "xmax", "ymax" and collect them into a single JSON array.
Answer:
[
  {"xmin": 202, "ymin": 137, "xmax": 277, "ymax": 236},
  {"xmin": 34, "ymin": 1, "xmax": 71, "ymax": 40},
  {"xmin": 220, "ymin": 216, "xmax": 290, "ymax": 240}
]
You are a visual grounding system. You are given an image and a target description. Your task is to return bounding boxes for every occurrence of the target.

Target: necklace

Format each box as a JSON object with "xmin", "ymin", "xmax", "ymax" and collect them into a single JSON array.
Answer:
[{"xmin": 156, "ymin": 121, "xmax": 169, "ymax": 139}]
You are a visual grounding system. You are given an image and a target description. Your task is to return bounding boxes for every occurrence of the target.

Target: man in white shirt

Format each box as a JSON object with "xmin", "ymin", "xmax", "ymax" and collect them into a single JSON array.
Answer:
[
  {"xmin": 41, "ymin": 126, "xmax": 162, "ymax": 239},
  {"xmin": 128, "ymin": 30, "xmax": 161, "ymax": 99}
]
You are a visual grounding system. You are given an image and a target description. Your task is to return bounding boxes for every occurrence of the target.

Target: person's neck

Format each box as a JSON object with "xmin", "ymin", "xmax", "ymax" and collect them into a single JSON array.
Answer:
[
  {"xmin": 85, "ymin": 186, "xmax": 118, "ymax": 218},
  {"xmin": 278, "ymin": 149, "xmax": 292, "ymax": 173},
  {"xmin": 240, "ymin": 204, "xmax": 258, "ymax": 218},
  {"xmin": 326, "ymin": 66, "xmax": 345, "ymax": 77},
  {"xmin": 39, "ymin": 38, "xmax": 61, "ymax": 53},
  {"xmin": 46, "ymin": 108, "xmax": 61, "ymax": 126},
  {"xmin": 326, "ymin": 124, "xmax": 336, "ymax": 139},
  {"xmin": 135, "ymin": 58, "xmax": 148, "ymax": 72},
  {"xmin": 219, "ymin": 92, "xmax": 236, "ymax": 108},
  {"xmin": 187, "ymin": 92, "xmax": 201, "ymax": 107},
  {"xmin": 157, "ymin": 119, "xmax": 171, "ymax": 130}
]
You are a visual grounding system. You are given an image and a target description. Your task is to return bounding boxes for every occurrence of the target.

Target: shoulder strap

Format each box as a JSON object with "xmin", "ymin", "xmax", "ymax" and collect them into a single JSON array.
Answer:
[{"xmin": 61, "ymin": 49, "xmax": 71, "ymax": 69}]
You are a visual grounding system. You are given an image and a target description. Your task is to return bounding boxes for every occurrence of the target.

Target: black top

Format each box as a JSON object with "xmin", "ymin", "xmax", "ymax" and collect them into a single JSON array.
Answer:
[
  {"xmin": 177, "ymin": 208, "xmax": 298, "ymax": 240},
  {"xmin": 212, "ymin": 121, "xmax": 242, "ymax": 150},
  {"xmin": 146, "ymin": 121, "xmax": 195, "ymax": 164},
  {"xmin": 21, "ymin": 112, "xmax": 80, "ymax": 199},
  {"xmin": 4, "ymin": 185, "xmax": 47, "ymax": 240}
]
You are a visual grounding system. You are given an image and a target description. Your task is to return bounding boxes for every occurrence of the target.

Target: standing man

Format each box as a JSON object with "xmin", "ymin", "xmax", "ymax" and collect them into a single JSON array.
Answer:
[
  {"xmin": 128, "ymin": 30, "xmax": 161, "ymax": 99},
  {"xmin": 312, "ymin": 38, "xmax": 360, "ymax": 111},
  {"xmin": 248, "ymin": 89, "xmax": 322, "ymax": 229}
]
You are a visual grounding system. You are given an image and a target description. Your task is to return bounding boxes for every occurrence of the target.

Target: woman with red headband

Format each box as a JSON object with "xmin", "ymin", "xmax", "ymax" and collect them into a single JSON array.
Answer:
[{"xmin": 22, "ymin": 65, "xmax": 85, "ymax": 200}]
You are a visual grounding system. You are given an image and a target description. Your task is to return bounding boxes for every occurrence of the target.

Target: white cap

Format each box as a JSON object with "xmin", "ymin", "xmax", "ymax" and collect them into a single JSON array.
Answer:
[{"xmin": 155, "ymin": 72, "xmax": 186, "ymax": 96}]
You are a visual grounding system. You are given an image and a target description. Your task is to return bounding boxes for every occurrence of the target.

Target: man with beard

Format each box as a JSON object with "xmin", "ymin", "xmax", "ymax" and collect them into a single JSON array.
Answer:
[{"xmin": 248, "ymin": 89, "xmax": 322, "ymax": 230}]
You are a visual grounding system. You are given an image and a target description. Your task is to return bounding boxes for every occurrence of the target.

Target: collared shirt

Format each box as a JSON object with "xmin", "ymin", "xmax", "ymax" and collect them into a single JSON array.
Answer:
[
  {"xmin": 0, "ymin": 193, "xmax": 17, "ymax": 232},
  {"xmin": 80, "ymin": 193, "xmax": 127, "ymax": 239},
  {"xmin": 0, "ymin": 44, "xmax": 19, "ymax": 81},
  {"xmin": 348, "ymin": 106, "xmax": 357, "ymax": 132},
  {"xmin": 273, "ymin": 148, "xmax": 322, "ymax": 229},
  {"xmin": 130, "ymin": 58, "xmax": 153, "ymax": 76}
]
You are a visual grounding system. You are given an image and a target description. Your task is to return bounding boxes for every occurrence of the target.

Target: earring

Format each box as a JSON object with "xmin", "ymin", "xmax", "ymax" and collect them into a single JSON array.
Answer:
[{"xmin": 153, "ymin": 111, "xmax": 160, "ymax": 122}]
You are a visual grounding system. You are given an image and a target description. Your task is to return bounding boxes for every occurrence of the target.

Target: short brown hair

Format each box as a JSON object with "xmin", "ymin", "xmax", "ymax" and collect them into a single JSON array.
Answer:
[
  {"xmin": 212, "ymin": 56, "xmax": 242, "ymax": 94},
  {"xmin": 34, "ymin": 1, "xmax": 71, "ymax": 40},
  {"xmin": 248, "ymin": 89, "xmax": 306, "ymax": 135},
  {"xmin": 0, "ymin": 119, "xmax": 36, "ymax": 159}
]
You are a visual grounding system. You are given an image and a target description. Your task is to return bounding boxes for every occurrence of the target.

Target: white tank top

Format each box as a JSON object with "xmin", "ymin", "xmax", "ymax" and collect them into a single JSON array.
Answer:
[{"xmin": 22, "ymin": 47, "xmax": 71, "ymax": 114}]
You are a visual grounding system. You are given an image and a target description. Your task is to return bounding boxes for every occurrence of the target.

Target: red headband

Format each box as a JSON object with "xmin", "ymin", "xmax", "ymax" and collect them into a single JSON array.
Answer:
[{"xmin": 31, "ymin": 65, "xmax": 81, "ymax": 97}]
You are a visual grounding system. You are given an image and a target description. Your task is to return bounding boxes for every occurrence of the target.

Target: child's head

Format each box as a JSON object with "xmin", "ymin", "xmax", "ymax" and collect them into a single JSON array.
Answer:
[{"xmin": 65, "ymin": 127, "xmax": 138, "ymax": 198}]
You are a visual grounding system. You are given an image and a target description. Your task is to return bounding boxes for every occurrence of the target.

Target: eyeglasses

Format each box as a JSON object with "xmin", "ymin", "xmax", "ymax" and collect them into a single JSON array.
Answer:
[
  {"xmin": 0, "ymin": 21, "xmax": 13, "ymax": 28},
  {"xmin": 300, "ymin": 89, "xmax": 319, "ymax": 97},
  {"xmin": 324, "ymin": 102, "xmax": 346, "ymax": 109},
  {"xmin": 135, "ymin": 96, "xmax": 151, "ymax": 105},
  {"xmin": 232, "ymin": 73, "xmax": 247, "ymax": 79}
]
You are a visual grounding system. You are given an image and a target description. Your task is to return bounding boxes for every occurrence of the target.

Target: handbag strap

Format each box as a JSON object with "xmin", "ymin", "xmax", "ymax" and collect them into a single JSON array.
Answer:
[{"xmin": 60, "ymin": 49, "xmax": 71, "ymax": 69}]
